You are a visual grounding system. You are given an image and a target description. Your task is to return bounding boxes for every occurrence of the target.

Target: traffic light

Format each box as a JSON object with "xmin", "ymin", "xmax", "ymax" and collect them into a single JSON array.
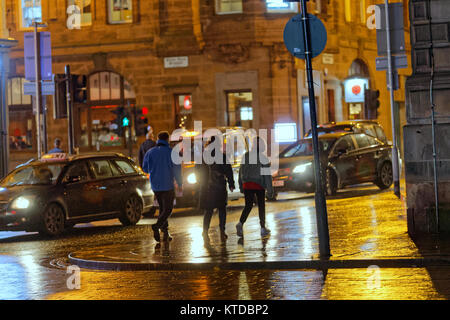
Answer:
[
  {"xmin": 72, "ymin": 74, "xmax": 87, "ymax": 103},
  {"xmin": 111, "ymin": 106, "xmax": 130, "ymax": 136},
  {"xmin": 364, "ymin": 89, "xmax": 380, "ymax": 120},
  {"xmin": 53, "ymin": 74, "xmax": 68, "ymax": 119},
  {"xmin": 134, "ymin": 107, "xmax": 149, "ymax": 136}
]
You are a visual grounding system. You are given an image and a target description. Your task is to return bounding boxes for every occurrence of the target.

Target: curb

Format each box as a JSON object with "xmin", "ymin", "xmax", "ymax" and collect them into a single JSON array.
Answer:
[{"xmin": 68, "ymin": 254, "xmax": 450, "ymax": 271}]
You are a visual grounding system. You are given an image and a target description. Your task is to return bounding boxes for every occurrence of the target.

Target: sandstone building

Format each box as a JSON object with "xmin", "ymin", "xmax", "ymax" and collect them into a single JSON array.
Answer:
[{"xmin": 3, "ymin": 0, "xmax": 411, "ymax": 169}]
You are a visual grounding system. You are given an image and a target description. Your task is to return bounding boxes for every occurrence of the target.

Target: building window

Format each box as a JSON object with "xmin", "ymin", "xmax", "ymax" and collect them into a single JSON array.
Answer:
[
  {"xmin": 8, "ymin": 77, "xmax": 34, "ymax": 151},
  {"xmin": 175, "ymin": 94, "xmax": 193, "ymax": 129},
  {"xmin": 215, "ymin": 0, "xmax": 243, "ymax": 15},
  {"xmin": 226, "ymin": 91, "xmax": 253, "ymax": 128},
  {"xmin": 20, "ymin": 0, "xmax": 42, "ymax": 29},
  {"xmin": 88, "ymin": 71, "xmax": 136, "ymax": 102},
  {"xmin": 108, "ymin": 0, "xmax": 133, "ymax": 24},
  {"xmin": 67, "ymin": 0, "xmax": 92, "ymax": 27},
  {"xmin": 266, "ymin": 0, "xmax": 297, "ymax": 13}
]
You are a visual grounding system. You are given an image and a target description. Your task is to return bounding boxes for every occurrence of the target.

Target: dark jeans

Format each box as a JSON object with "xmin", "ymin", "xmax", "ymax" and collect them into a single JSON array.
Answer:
[
  {"xmin": 154, "ymin": 190, "xmax": 175, "ymax": 232},
  {"xmin": 239, "ymin": 189, "xmax": 266, "ymax": 228},
  {"xmin": 203, "ymin": 207, "xmax": 227, "ymax": 233}
]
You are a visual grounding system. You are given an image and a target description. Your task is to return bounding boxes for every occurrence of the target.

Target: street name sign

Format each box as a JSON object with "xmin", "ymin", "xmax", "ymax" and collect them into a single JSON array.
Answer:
[
  {"xmin": 376, "ymin": 54, "xmax": 408, "ymax": 71},
  {"xmin": 23, "ymin": 81, "xmax": 55, "ymax": 96}
]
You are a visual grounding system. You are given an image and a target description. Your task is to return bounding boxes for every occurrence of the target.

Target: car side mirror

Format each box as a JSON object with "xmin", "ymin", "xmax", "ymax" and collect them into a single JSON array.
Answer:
[{"xmin": 66, "ymin": 175, "xmax": 81, "ymax": 184}]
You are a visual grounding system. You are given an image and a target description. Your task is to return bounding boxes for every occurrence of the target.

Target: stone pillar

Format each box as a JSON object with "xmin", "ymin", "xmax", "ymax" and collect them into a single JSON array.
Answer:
[{"xmin": 405, "ymin": 0, "xmax": 450, "ymax": 235}]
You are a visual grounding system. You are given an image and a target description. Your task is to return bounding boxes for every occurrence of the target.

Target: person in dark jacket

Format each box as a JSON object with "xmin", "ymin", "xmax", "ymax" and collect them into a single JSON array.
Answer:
[
  {"xmin": 198, "ymin": 136, "xmax": 235, "ymax": 243},
  {"xmin": 138, "ymin": 127, "xmax": 156, "ymax": 168},
  {"xmin": 142, "ymin": 131, "xmax": 183, "ymax": 242},
  {"xmin": 236, "ymin": 136, "xmax": 274, "ymax": 238}
]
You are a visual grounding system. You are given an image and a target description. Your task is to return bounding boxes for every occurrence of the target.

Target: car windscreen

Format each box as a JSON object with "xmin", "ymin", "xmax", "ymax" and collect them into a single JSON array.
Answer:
[
  {"xmin": 280, "ymin": 139, "xmax": 336, "ymax": 158},
  {"xmin": 305, "ymin": 125, "xmax": 353, "ymax": 138},
  {"xmin": 0, "ymin": 163, "xmax": 65, "ymax": 187}
]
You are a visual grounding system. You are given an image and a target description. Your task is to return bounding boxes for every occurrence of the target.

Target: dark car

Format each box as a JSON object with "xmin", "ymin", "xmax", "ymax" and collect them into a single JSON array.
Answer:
[
  {"xmin": 272, "ymin": 132, "xmax": 393, "ymax": 198},
  {"xmin": 305, "ymin": 120, "xmax": 388, "ymax": 144},
  {"xmin": 0, "ymin": 153, "xmax": 154, "ymax": 236}
]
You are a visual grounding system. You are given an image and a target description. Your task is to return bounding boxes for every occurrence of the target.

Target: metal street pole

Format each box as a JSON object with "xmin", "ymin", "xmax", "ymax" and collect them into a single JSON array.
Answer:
[
  {"xmin": 384, "ymin": 0, "xmax": 401, "ymax": 198},
  {"xmin": 300, "ymin": 0, "xmax": 331, "ymax": 258},
  {"xmin": 33, "ymin": 21, "xmax": 42, "ymax": 159},
  {"xmin": 65, "ymin": 65, "xmax": 75, "ymax": 155}
]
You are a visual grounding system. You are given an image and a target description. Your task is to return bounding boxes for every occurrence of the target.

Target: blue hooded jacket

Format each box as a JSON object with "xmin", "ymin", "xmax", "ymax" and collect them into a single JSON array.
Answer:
[{"xmin": 142, "ymin": 139, "xmax": 183, "ymax": 192}]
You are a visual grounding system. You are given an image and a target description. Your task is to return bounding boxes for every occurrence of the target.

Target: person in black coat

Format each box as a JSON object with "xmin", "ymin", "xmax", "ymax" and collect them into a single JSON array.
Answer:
[
  {"xmin": 198, "ymin": 136, "xmax": 235, "ymax": 243},
  {"xmin": 138, "ymin": 128, "xmax": 156, "ymax": 168}
]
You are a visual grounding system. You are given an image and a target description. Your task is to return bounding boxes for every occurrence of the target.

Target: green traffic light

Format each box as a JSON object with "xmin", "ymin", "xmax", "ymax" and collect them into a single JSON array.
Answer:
[{"xmin": 122, "ymin": 117, "xmax": 130, "ymax": 127}]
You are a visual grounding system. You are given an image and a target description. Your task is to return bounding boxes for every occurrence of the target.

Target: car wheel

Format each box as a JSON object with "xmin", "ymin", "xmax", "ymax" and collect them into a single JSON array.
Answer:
[
  {"xmin": 266, "ymin": 191, "xmax": 278, "ymax": 201},
  {"xmin": 326, "ymin": 169, "xmax": 338, "ymax": 196},
  {"xmin": 375, "ymin": 161, "xmax": 393, "ymax": 189},
  {"xmin": 39, "ymin": 203, "xmax": 65, "ymax": 236},
  {"xmin": 119, "ymin": 195, "xmax": 143, "ymax": 226}
]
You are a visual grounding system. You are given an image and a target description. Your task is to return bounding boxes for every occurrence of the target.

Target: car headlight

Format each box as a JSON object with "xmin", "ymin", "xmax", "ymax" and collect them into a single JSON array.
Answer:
[
  {"xmin": 293, "ymin": 163, "xmax": 311, "ymax": 174},
  {"xmin": 187, "ymin": 173, "xmax": 197, "ymax": 184},
  {"xmin": 10, "ymin": 196, "xmax": 33, "ymax": 210}
]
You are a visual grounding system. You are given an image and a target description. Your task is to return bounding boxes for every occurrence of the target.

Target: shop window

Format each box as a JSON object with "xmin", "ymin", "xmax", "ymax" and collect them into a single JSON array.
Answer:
[
  {"xmin": 215, "ymin": 0, "xmax": 242, "ymax": 14},
  {"xmin": 175, "ymin": 94, "xmax": 193, "ymax": 129},
  {"xmin": 67, "ymin": 0, "xmax": 92, "ymax": 27},
  {"xmin": 83, "ymin": 72, "xmax": 137, "ymax": 150},
  {"xmin": 266, "ymin": 0, "xmax": 297, "ymax": 13},
  {"xmin": 91, "ymin": 106, "xmax": 123, "ymax": 148},
  {"xmin": 20, "ymin": 0, "xmax": 42, "ymax": 29},
  {"xmin": 8, "ymin": 77, "xmax": 34, "ymax": 151},
  {"xmin": 108, "ymin": 0, "xmax": 133, "ymax": 24}
]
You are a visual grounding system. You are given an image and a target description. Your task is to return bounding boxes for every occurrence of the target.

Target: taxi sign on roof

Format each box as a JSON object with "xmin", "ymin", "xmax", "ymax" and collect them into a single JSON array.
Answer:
[{"xmin": 41, "ymin": 153, "xmax": 69, "ymax": 162}]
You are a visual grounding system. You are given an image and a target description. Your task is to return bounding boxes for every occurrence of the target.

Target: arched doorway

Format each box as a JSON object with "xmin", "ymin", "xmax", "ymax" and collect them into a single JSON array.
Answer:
[
  {"xmin": 76, "ymin": 71, "xmax": 136, "ymax": 151},
  {"xmin": 344, "ymin": 59, "xmax": 371, "ymax": 120}
]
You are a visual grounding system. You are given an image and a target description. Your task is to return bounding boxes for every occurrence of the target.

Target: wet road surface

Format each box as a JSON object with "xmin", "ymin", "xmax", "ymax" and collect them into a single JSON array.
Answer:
[{"xmin": 0, "ymin": 183, "xmax": 449, "ymax": 300}]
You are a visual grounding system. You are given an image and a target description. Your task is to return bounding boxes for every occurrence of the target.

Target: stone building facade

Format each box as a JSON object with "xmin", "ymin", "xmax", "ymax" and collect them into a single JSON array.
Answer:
[{"xmin": 3, "ymin": 0, "xmax": 411, "ymax": 170}]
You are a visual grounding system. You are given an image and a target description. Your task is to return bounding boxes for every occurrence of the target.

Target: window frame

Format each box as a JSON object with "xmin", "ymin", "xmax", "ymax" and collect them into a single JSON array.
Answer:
[
  {"xmin": 67, "ymin": 0, "xmax": 93, "ymax": 28},
  {"xmin": 266, "ymin": 0, "xmax": 298, "ymax": 13},
  {"xmin": 107, "ymin": 0, "xmax": 133, "ymax": 24},
  {"xmin": 215, "ymin": 0, "xmax": 243, "ymax": 15},
  {"xmin": 18, "ymin": 0, "xmax": 43, "ymax": 30}
]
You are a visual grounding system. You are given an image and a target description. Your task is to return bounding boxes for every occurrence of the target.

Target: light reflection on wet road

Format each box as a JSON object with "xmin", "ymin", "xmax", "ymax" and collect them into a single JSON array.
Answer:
[{"xmin": 0, "ymin": 183, "xmax": 449, "ymax": 300}]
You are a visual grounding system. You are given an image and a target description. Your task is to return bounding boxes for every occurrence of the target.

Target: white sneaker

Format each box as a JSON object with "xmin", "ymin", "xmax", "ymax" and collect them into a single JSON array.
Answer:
[
  {"xmin": 261, "ymin": 227, "xmax": 271, "ymax": 237},
  {"xmin": 236, "ymin": 222, "xmax": 243, "ymax": 237}
]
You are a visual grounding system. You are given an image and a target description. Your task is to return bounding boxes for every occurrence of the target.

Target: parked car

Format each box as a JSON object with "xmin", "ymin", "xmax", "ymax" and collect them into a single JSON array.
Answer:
[
  {"xmin": 305, "ymin": 120, "xmax": 388, "ymax": 144},
  {"xmin": 0, "ymin": 152, "xmax": 154, "ymax": 236},
  {"xmin": 271, "ymin": 132, "xmax": 393, "ymax": 199}
]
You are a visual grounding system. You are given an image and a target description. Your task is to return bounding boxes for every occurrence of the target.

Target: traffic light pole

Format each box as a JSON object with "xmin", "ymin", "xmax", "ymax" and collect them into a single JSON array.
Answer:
[
  {"xmin": 65, "ymin": 65, "xmax": 75, "ymax": 155},
  {"xmin": 33, "ymin": 22, "xmax": 42, "ymax": 159},
  {"xmin": 300, "ymin": 0, "xmax": 331, "ymax": 258},
  {"xmin": 384, "ymin": 0, "xmax": 401, "ymax": 198},
  {"xmin": 127, "ymin": 101, "xmax": 133, "ymax": 158}
]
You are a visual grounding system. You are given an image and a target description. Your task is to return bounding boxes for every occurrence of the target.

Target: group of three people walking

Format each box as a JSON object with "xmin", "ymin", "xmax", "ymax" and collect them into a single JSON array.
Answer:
[{"xmin": 142, "ymin": 131, "xmax": 274, "ymax": 243}]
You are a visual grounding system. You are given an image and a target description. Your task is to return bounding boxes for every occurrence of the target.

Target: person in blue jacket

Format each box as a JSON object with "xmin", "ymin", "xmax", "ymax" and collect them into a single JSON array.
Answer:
[{"xmin": 142, "ymin": 131, "xmax": 183, "ymax": 242}]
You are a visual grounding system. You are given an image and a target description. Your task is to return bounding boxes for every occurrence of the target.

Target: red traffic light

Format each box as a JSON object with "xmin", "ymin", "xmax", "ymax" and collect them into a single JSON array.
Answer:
[{"xmin": 142, "ymin": 107, "xmax": 149, "ymax": 115}]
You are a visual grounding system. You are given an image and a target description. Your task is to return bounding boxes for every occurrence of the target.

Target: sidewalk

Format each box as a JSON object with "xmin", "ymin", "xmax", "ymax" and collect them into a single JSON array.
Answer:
[{"xmin": 68, "ymin": 184, "xmax": 450, "ymax": 271}]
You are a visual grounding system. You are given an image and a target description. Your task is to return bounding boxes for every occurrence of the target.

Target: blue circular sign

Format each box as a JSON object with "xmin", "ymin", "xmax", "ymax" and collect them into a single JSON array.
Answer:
[{"xmin": 283, "ymin": 14, "xmax": 327, "ymax": 60}]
